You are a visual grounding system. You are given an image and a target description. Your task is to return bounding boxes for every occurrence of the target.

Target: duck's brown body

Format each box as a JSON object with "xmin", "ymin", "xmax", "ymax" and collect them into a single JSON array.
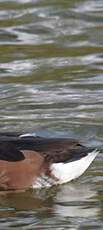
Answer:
[
  {"xmin": 0, "ymin": 150, "xmax": 44, "ymax": 190},
  {"xmin": 0, "ymin": 132, "xmax": 98, "ymax": 191}
]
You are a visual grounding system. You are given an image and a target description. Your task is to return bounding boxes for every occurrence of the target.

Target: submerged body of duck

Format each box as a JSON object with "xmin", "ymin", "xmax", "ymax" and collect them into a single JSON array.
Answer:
[{"xmin": 0, "ymin": 132, "xmax": 99, "ymax": 190}]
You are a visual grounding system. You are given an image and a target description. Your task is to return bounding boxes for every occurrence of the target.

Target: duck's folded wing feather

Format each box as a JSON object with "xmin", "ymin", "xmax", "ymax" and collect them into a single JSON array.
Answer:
[{"xmin": 0, "ymin": 142, "xmax": 25, "ymax": 162}]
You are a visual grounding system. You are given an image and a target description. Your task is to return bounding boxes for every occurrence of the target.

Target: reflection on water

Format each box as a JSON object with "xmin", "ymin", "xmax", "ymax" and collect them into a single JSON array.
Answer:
[
  {"xmin": 54, "ymin": 184, "xmax": 98, "ymax": 218},
  {"xmin": 0, "ymin": 183, "xmax": 102, "ymax": 229},
  {"xmin": 0, "ymin": 0, "xmax": 103, "ymax": 229}
]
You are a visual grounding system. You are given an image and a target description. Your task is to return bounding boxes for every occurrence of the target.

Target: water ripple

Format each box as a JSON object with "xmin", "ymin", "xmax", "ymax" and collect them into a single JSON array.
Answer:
[{"xmin": 0, "ymin": 0, "xmax": 103, "ymax": 229}]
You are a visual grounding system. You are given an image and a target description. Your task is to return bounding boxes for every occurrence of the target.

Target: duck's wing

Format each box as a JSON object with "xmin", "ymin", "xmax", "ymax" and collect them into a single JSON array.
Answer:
[{"xmin": 0, "ymin": 141, "xmax": 25, "ymax": 162}]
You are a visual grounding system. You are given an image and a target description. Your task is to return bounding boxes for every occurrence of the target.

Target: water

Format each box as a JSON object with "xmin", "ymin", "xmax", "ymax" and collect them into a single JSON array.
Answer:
[{"xmin": 0, "ymin": 0, "xmax": 103, "ymax": 229}]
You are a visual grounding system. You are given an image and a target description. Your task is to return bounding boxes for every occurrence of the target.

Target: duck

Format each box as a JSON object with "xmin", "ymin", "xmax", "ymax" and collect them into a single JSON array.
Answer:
[{"xmin": 0, "ymin": 132, "xmax": 99, "ymax": 191}]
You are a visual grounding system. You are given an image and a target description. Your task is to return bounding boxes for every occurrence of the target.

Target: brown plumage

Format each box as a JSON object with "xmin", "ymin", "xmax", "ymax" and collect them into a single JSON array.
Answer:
[{"xmin": 0, "ymin": 150, "xmax": 44, "ymax": 190}]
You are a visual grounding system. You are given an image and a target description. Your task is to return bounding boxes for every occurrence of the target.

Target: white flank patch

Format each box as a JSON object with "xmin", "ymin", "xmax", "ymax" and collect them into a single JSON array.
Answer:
[{"xmin": 50, "ymin": 149, "xmax": 99, "ymax": 184}]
